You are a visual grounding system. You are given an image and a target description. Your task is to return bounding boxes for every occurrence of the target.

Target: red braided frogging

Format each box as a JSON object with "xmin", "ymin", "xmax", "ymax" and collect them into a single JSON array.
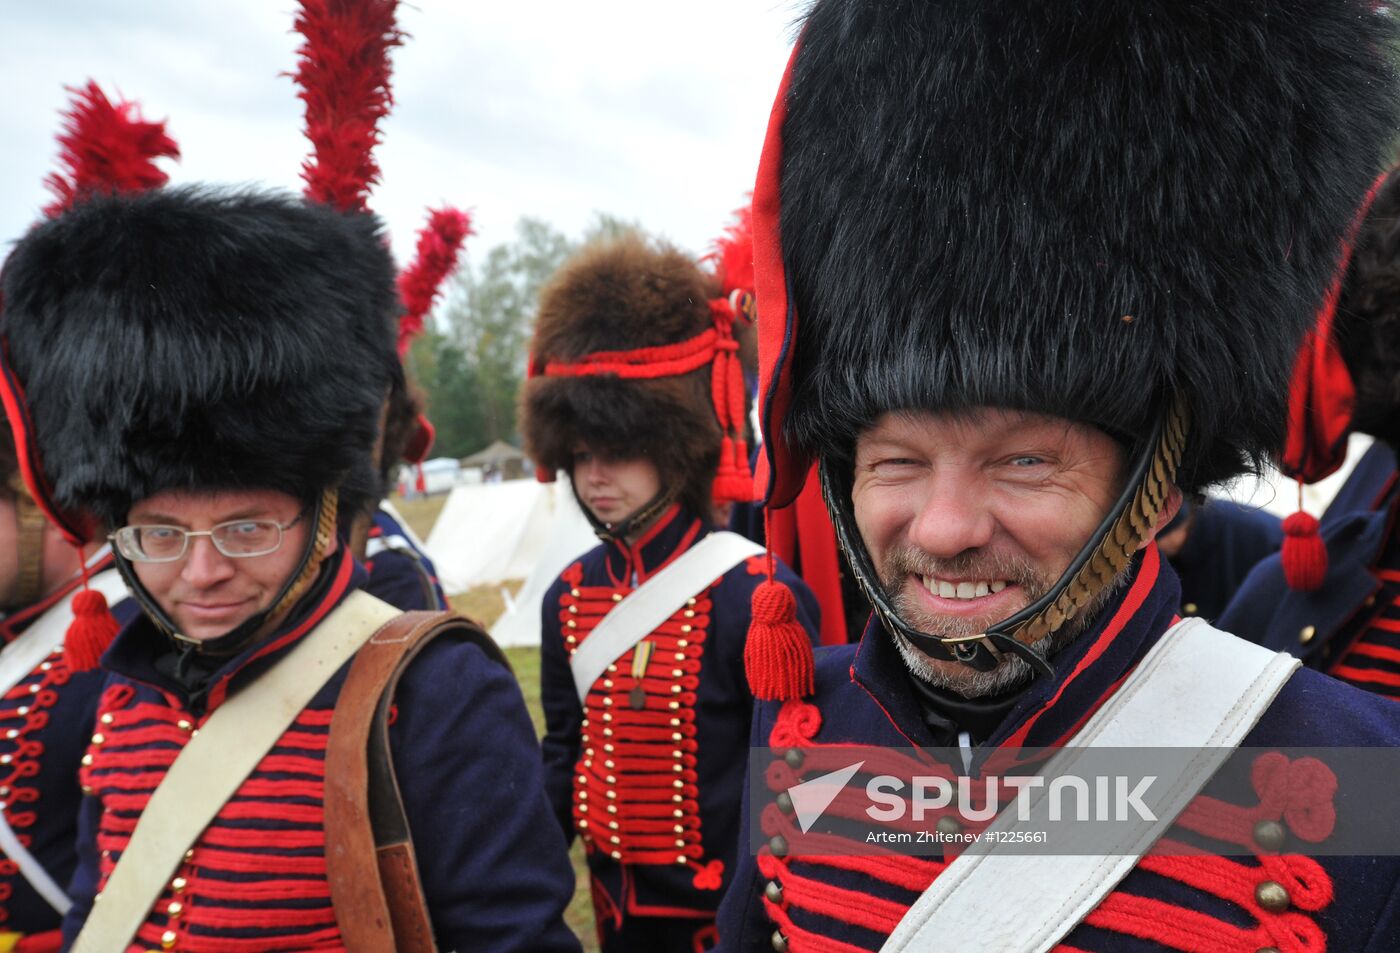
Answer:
[{"xmin": 758, "ymin": 704, "xmax": 1337, "ymax": 952}]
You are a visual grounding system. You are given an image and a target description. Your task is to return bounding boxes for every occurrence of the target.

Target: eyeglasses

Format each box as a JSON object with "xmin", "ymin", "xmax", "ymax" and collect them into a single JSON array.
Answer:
[{"xmin": 110, "ymin": 511, "xmax": 306, "ymax": 563}]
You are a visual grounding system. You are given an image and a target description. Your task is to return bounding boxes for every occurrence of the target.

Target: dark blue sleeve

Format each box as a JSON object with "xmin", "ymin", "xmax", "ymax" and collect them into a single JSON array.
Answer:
[
  {"xmin": 392, "ymin": 635, "xmax": 581, "ymax": 953},
  {"xmin": 714, "ymin": 699, "xmax": 772, "ymax": 953},
  {"xmin": 58, "ymin": 791, "xmax": 102, "ymax": 950},
  {"xmin": 1215, "ymin": 552, "xmax": 1287, "ymax": 645},
  {"xmin": 539, "ymin": 574, "xmax": 583, "ymax": 844},
  {"xmin": 363, "ymin": 549, "xmax": 447, "ymax": 611}
]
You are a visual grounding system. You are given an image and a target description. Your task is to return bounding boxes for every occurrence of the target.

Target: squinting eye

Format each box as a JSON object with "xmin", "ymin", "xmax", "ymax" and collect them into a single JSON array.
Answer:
[
  {"xmin": 144, "ymin": 527, "xmax": 179, "ymax": 541},
  {"xmin": 226, "ymin": 521, "xmax": 263, "ymax": 537},
  {"xmin": 1010, "ymin": 456, "xmax": 1045, "ymax": 467}
]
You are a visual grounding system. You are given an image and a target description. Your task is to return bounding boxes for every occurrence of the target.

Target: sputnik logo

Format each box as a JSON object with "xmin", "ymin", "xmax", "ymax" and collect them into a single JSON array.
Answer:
[{"xmin": 786, "ymin": 761, "xmax": 865, "ymax": 834}]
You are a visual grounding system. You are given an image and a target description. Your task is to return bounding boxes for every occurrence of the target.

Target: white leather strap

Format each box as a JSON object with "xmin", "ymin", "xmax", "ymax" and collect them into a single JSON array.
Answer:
[
  {"xmin": 880, "ymin": 619, "xmax": 1300, "ymax": 953},
  {"xmin": 0, "ymin": 809, "xmax": 71, "ymax": 915},
  {"xmin": 569, "ymin": 531, "xmax": 763, "ymax": 704},
  {"xmin": 71, "ymin": 589, "xmax": 401, "ymax": 953}
]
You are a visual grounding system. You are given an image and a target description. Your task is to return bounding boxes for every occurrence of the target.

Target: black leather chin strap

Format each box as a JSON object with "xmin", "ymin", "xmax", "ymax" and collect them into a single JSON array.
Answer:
[
  {"xmin": 818, "ymin": 399, "xmax": 1188, "ymax": 683},
  {"xmin": 572, "ymin": 479, "xmax": 679, "ymax": 546}
]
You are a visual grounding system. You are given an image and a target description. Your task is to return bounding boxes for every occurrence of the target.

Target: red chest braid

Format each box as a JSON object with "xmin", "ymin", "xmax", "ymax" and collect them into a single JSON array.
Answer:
[
  {"xmin": 0, "ymin": 648, "xmax": 68, "ymax": 924},
  {"xmin": 81, "ymin": 683, "xmax": 346, "ymax": 952},
  {"xmin": 559, "ymin": 562, "xmax": 715, "ymax": 879},
  {"xmin": 759, "ymin": 702, "xmax": 1338, "ymax": 953}
]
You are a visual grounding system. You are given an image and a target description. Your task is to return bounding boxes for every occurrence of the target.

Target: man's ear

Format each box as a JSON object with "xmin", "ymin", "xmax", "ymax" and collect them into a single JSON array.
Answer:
[{"xmin": 1137, "ymin": 484, "xmax": 1184, "ymax": 551}]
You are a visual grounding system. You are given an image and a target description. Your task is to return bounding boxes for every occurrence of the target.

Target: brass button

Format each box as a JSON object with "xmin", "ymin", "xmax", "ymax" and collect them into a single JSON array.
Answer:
[
  {"xmin": 1252, "ymin": 820, "xmax": 1286, "ymax": 852},
  {"xmin": 1365, "ymin": 595, "xmax": 1377, "ymax": 608},
  {"xmin": 765, "ymin": 880, "xmax": 784, "ymax": 903},
  {"xmin": 177, "ymin": 719, "xmax": 193, "ymax": 732},
  {"xmin": 171, "ymin": 876, "xmax": 188, "ymax": 892},
  {"xmin": 1255, "ymin": 880, "xmax": 1290, "ymax": 912},
  {"xmin": 784, "ymin": 749, "xmax": 805, "ymax": 769},
  {"xmin": 611, "ymin": 593, "xmax": 623, "ymax": 602},
  {"xmin": 1183, "ymin": 603, "xmax": 1198, "ymax": 616},
  {"xmin": 160, "ymin": 930, "xmax": 178, "ymax": 949},
  {"xmin": 167, "ymin": 901, "xmax": 183, "ymax": 918},
  {"xmin": 936, "ymin": 816, "xmax": 962, "ymax": 837},
  {"xmin": 81, "ymin": 754, "xmax": 93, "ymax": 767},
  {"xmin": 91, "ymin": 733, "xmax": 105, "ymax": 745},
  {"xmin": 776, "ymin": 792, "xmax": 795, "ymax": 814},
  {"xmin": 1299, "ymin": 625, "xmax": 1317, "ymax": 645},
  {"xmin": 183, "ymin": 848, "xmax": 196, "ymax": 862},
  {"xmin": 771, "ymin": 930, "xmax": 789, "ymax": 952},
  {"xmin": 769, "ymin": 835, "xmax": 789, "ymax": 857},
  {"xmin": 100, "ymin": 713, "xmax": 114, "ymax": 725}
]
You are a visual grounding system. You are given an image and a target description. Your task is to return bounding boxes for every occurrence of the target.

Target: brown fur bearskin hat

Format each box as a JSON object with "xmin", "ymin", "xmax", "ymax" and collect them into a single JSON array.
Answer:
[{"xmin": 522, "ymin": 235, "xmax": 724, "ymax": 520}]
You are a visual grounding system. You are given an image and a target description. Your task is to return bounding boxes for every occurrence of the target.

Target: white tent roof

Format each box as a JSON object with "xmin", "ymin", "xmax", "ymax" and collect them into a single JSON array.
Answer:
[{"xmin": 424, "ymin": 478, "xmax": 598, "ymax": 646}]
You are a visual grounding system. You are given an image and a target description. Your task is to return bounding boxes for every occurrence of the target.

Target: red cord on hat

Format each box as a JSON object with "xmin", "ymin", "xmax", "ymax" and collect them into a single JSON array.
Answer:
[
  {"xmin": 64, "ymin": 552, "xmax": 120, "ymax": 672},
  {"xmin": 530, "ymin": 298, "xmax": 757, "ymax": 505},
  {"xmin": 744, "ymin": 509, "xmax": 815, "ymax": 701},
  {"xmin": 1281, "ymin": 482, "xmax": 1328, "ymax": 592}
]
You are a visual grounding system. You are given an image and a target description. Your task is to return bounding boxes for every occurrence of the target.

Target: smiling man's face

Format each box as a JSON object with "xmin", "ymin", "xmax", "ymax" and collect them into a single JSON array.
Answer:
[
  {"xmin": 124, "ymin": 488, "xmax": 312, "ymax": 641},
  {"xmin": 851, "ymin": 408, "xmax": 1131, "ymax": 695}
]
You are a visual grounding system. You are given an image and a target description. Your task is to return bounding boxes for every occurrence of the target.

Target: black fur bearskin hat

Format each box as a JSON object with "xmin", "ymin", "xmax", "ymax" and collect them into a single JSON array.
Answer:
[
  {"xmin": 0, "ymin": 185, "xmax": 400, "ymax": 529},
  {"xmin": 773, "ymin": 0, "xmax": 1399, "ymax": 496},
  {"xmin": 522, "ymin": 234, "xmax": 726, "ymax": 521},
  {"xmin": 1337, "ymin": 168, "xmax": 1400, "ymax": 448}
]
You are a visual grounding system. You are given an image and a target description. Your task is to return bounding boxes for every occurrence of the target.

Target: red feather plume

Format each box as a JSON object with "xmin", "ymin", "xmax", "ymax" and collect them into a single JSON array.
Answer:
[
  {"xmin": 292, "ymin": 0, "xmax": 403, "ymax": 213},
  {"xmin": 709, "ymin": 198, "xmax": 755, "ymax": 298},
  {"xmin": 397, "ymin": 207, "xmax": 473, "ymax": 356},
  {"xmin": 43, "ymin": 81, "xmax": 180, "ymax": 217}
]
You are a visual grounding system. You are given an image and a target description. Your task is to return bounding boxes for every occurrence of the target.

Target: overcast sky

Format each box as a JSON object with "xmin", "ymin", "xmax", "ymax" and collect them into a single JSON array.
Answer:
[{"xmin": 2, "ymin": 0, "xmax": 803, "ymax": 268}]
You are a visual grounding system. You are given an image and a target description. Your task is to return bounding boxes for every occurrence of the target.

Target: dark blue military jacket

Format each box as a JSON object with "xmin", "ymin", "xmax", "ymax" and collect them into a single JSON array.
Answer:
[
  {"xmin": 363, "ymin": 504, "xmax": 446, "ymax": 611},
  {"xmin": 717, "ymin": 546, "xmax": 1400, "ymax": 952},
  {"xmin": 61, "ymin": 546, "xmax": 579, "ymax": 952},
  {"xmin": 0, "ymin": 564, "xmax": 135, "ymax": 946},
  {"xmin": 1169, "ymin": 499, "xmax": 1281, "ymax": 622},
  {"xmin": 541, "ymin": 505, "xmax": 819, "ymax": 929}
]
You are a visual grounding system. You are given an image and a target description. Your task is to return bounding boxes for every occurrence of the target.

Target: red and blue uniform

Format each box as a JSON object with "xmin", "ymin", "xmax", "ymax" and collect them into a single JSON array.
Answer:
[
  {"xmin": 541, "ymin": 505, "xmax": 819, "ymax": 951},
  {"xmin": 717, "ymin": 547, "xmax": 1400, "ymax": 951},
  {"xmin": 0, "ymin": 560, "xmax": 135, "ymax": 953},
  {"xmin": 362, "ymin": 504, "xmax": 446, "ymax": 612},
  {"xmin": 61, "ymin": 547, "xmax": 579, "ymax": 952}
]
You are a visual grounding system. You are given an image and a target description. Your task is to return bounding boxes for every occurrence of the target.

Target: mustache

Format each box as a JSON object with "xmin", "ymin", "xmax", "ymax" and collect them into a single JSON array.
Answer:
[{"xmin": 881, "ymin": 544, "xmax": 1047, "ymax": 598}]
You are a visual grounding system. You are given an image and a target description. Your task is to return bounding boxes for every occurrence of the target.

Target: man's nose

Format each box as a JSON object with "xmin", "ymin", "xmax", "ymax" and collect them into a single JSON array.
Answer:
[
  {"xmin": 907, "ymin": 469, "xmax": 996, "ymax": 560},
  {"xmin": 180, "ymin": 535, "xmax": 237, "ymax": 587}
]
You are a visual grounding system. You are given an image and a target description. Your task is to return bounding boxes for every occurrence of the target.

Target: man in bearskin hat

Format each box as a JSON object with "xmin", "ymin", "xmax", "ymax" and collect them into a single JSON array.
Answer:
[
  {"xmin": 714, "ymin": 0, "xmax": 1400, "ymax": 949},
  {"xmin": 1222, "ymin": 166, "xmax": 1400, "ymax": 701},
  {"xmin": 0, "ymin": 81, "xmax": 172, "ymax": 952},
  {"xmin": 0, "ymin": 186, "xmax": 580, "ymax": 953},
  {"xmin": 523, "ymin": 234, "xmax": 820, "ymax": 951}
]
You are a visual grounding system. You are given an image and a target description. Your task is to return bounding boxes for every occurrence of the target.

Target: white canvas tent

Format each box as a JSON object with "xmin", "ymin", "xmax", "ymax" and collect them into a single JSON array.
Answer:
[{"xmin": 424, "ymin": 478, "xmax": 597, "ymax": 646}]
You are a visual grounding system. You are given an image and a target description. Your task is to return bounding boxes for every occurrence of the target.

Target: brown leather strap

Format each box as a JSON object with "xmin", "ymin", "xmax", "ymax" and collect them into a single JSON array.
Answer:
[{"xmin": 325, "ymin": 610, "xmax": 508, "ymax": 952}]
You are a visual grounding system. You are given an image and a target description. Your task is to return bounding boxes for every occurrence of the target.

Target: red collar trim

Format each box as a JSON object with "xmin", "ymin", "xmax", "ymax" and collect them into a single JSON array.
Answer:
[
  {"xmin": 203, "ymin": 550, "xmax": 356, "ymax": 711},
  {"xmin": 1000, "ymin": 543, "xmax": 1162, "ymax": 749}
]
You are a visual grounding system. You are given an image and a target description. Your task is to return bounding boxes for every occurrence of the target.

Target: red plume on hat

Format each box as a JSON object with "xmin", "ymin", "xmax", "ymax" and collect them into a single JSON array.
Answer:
[
  {"xmin": 1278, "ymin": 171, "xmax": 1391, "ymax": 591},
  {"xmin": 292, "ymin": 0, "xmax": 403, "ymax": 214},
  {"xmin": 24, "ymin": 81, "xmax": 179, "ymax": 671},
  {"xmin": 42, "ymin": 81, "xmax": 179, "ymax": 217},
  {"xmin": 397, "ymin": 207, "xmax": 472, "ymax": 358}
]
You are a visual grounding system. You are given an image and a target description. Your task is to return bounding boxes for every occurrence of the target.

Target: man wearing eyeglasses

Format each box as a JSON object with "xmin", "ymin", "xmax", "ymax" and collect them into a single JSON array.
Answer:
[{"xmin": 0, "ymin": 187, "xmax": 580, "ymax": 953}]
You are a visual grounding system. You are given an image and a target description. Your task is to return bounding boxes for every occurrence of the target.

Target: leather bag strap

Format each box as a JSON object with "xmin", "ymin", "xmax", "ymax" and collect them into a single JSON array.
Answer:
[{"xmin": 325, "ymin": 611, "xmax": 508, "ymax": 953}]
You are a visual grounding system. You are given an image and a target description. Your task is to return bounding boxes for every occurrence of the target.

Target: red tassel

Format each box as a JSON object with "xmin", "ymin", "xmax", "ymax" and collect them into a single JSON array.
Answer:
[
  {"xmin": 745, "ymin": 578, "xmax": 815, "ymax": 701},
  {"xmin": 1282, "ymin": 511, "xmax": 1328, "ymax": 592},
  {"xmin": 65, "ymin": 588, "xmax": 120, "ymax": 672}
]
